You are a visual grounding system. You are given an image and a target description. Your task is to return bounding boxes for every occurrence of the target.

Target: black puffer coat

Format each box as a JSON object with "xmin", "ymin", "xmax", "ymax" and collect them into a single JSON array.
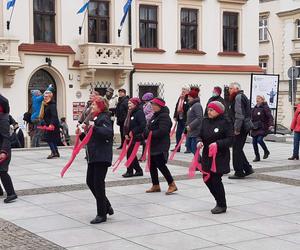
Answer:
[
  {"xmin": 83, "ymin": 112, "xmax": 113, "ymax": 165},
  {"xmin": 0, "ymin": 114, "xmax": 11, "ymax": 172},
  {"xmin": 116, "ymin": 96, "xmax": 129, "ymax": 126},
  {"xmin": 251, "ymin": 103, "xmax": 274, "ymax": 137},
  {"xmin": 198, "ymin": 115, "xmax": 233, "ymax": 174},
  {"xmin": 126, "ymin": 106, "xmax": 146, "ymax": 142},
  {"xmin": 43, "ymin": 101, "xmax": 61, "ymax": 143},
  {"xmin": 147, "ymin": 107, "xmax": 172, "ymax": 155}
]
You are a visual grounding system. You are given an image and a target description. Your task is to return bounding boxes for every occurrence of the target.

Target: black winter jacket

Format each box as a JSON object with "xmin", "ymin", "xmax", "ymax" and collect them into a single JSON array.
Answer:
[
  {"xmin": 198, "ymin": 115, "xmax": 233, "ymax": 174},
  {"xmin": 116, "ymin": 96, "xmax": 129, "ymax": 125},
  {"xmin": 173, "ymin": 96, "xmax": 189, "ymax": 122},
  {"xmin": 147, "ymin": 107, "xmax": 172, "ymax": 155},
  {"xmin": 0, "ymin": 114, "xmax": 11, "ymax": 172},
  {"xmin": 83, "ymin": 112, "xmax": 113, "ymax": 165},
  {"xmin": 126, "ymin": 107, "xmax": 146, "ymax": 142},
  {"xmin": 43, "ymin": 101, "xmax": 61, "ymax": 143},
  {"xmin": 251, "ymin": 103, "xmax": 274, "ymax": 137}
]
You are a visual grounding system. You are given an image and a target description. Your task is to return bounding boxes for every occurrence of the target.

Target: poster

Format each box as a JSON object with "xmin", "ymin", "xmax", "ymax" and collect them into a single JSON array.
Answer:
[
  {"xmin": 250, "ymin": 74, "xmax": 279, "ymax": 109},
  {"xmin": 73, "ymin": 102, "xmax": 86, "ymax": 121}
]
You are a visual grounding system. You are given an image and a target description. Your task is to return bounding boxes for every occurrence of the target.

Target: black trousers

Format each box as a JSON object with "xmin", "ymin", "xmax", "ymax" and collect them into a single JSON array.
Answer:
[
  {"xmin": 119, "ymin": 123, "xmax": 125, "ymax": 147},
  {"xmin": 126, "ymin": 142, "xmax": 143, "ymax": 174},
  {"xmin": 0, "ymin": 172, "xmax": 16, "ymax": 196},
  {"xmin": 205, "ymin": 172, "xmax": 226, "ymax": 208},
  {"xmin": 232, "ymin": 133, "xmax": 252, "ymax": 175},
  {"xmin": 150, "ymin": 153, "xmax": 174, "ymax": 185},
  {"xmin": 86, "ymin": 162, "xmax": 111, "ymax": 217}
]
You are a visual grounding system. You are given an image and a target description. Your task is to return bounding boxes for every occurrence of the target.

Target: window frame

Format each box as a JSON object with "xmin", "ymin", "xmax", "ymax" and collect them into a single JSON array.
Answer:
[
  {"xmin": 295, "ymin": 60, "xmax": 300, "ymax": 79},
  {"xmin": 222, "ymin": 11, "xmax": 239, "ymax": 52},
  {"xmin": 296, "ymin": 19, "xmax": 300, "ymax": 39},
  {"xmin": 180, "ymin": 8, "xmax": 198, "ymax": 50},
  {"xmin": 88, "ymin": 0, "xmax": 110, "ymax": 44},
  {"xmin": 33, "ymin": 0, "xmax": 56, "ymax": 43},
  {"xmin": 259, "ymin": 16, "xmax": 268, "ymax": 42}
]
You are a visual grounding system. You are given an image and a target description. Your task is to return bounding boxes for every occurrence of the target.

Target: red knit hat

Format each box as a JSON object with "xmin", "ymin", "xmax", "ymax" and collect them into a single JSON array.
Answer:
[
  {"xmin": 129, "ymin": 97, "xmax": 141, "ymax": 106},
  {"xmin": 93, "ymin": 98, "xmax": 108, "ymax": 113},
  {"xmin": 151, "ymin": 98, "xmax": 166, "ymax": 107},
  {"xmin": 188, "ymin": 89, "xmax": 199, "ymax": 99},
  {"xmin": 213, "ymin": 86, "xmax": 222, "ymax": 95},
  {"xmin": 207, "ymin": 101, "xmax": 225, "ymax": 114}
]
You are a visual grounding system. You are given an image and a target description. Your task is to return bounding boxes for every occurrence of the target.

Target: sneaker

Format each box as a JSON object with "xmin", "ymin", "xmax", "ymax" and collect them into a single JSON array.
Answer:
[
  {"xmin": 90, "ymin": 215, "xmax": 107, "ymax": 224},
  {"xmin": 211, "ymin": 205, "xmax": 227, "ymax": 214},
  {"xmin": 4, "ymin": 194, "xmax": 18, "ymax": 203}
]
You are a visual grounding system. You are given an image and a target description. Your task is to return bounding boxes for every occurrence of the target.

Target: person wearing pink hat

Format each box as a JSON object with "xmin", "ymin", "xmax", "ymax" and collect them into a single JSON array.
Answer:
[{"xmin": 197, "ymin": 101, "xmax": 233, "ymax": 214}]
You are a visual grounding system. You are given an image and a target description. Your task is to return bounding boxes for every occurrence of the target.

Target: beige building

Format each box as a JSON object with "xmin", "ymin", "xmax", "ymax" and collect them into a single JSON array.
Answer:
[
  {"xmin": 0, "ymin": 0, "xmax": 261, "ymax": 142},
  {"xmin": 259, "ymin": 0, "xmax": 300, "ymax": 127}
]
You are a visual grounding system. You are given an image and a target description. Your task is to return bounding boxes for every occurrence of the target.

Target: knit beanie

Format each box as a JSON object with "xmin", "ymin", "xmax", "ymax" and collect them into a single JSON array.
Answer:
[
  {"xmin": 129, "ymin": 97, "xmax": 141, "ymax": 106},
  {"xmin": 213, "ymin": 86, "xmax": 222, "ymax": 96},
  {"xmin": 142, "ymin": 92, "xmax": 154, "ymax": 101},
  {"xmin": 207, "ymin": 101, "xmax": 225, "ymax": 114},
  {"xmin": 151, "ymin": 97, "xmax": 166, "ymax": 107}
]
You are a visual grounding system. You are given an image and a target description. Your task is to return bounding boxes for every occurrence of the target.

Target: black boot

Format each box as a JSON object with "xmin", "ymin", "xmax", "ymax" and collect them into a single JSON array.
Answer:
[
  {"xmin": 211, "ymin": 205, "xmax": 227, "ymax": 214},
  {"xmin": 263, "ymin": 151, "xmax": 270, "ymax": 159},
  {"xmin": 55, "ymin": 150, "xmax": 60, "ymax": 158},
  {"xmin": 107, "ymin": 206, "xmax": 114, "ymax": 216},
  {"xmin": 253, "ymin": 156, "xmax": 260, "ymax": 162},
  {"xmin": 90, "ymin": 215, "xmax": 107, "ymax": 224},
  {"xmin": 122, "ymin": 172, "xmax": 134, "ymax": 178},
  {"xmin": 4, "ymin": 194, "xmax": 18, "ymax": 203},
  {"xmin": 134, "ymin": 170, "xmax": 143, "ymax": 177},
  {"xmin": 0, "ymin": 186, "xmax": 3, "ymax": 196},
  {"xmin": 288, "ymin": 156, "xmax": 299, "ymax": 160}
]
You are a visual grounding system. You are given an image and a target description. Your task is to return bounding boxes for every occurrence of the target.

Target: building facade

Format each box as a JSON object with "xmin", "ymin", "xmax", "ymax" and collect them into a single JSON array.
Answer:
[
  {"xmin": 0, "ymin": 0, "xmax": 261, "ymax": 142},
  {"xmin": 259, "ymin": 0, "xmax": 300, "ymax": 127}
]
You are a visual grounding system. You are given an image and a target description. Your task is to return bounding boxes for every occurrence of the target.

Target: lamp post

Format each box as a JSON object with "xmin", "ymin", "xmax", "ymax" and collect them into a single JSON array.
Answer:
[{"xmin": 266, "ymin": 27, "xmax": 275, "ymax": 74}]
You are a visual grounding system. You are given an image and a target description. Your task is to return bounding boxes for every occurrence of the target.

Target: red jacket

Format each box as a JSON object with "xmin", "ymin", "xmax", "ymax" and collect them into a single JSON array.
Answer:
[{"xmin": 291, "ymin": 104, "xmax": 300, "ymax": 132}]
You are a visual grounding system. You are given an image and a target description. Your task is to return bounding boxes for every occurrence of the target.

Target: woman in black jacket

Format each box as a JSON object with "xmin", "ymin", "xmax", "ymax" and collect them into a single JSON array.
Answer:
[
  {"xmin": 251, "ymin": 95, "xmax": 274, "ymax": 162},
  {"xmin": 80, "ymin": 97, "xmax": 114, "ymax": 224},
  {"xmin": 39, "ymin": 88, "xmax": 61, "ymax": 159},
  {"xmin": 197, "ymin": 101, "xmax": 233, "ymax": 214},
  {"xmin": 0, "ymin": 95, "xmax": 17, "ymax": 203},
  {"xmin": 122, "ymin": 98, "xmax": 146, "ymax": 178},
  {"xmin": 146, "ymin": 98, "xmax": 178, "ymax": 195}
]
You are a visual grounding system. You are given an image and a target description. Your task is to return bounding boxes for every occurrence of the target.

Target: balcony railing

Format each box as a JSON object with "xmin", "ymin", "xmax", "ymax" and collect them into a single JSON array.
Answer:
[
  {"xmin": 78, "ymin": 43, "xmax": 132, "ymax": 69},
  {"xmin": 0, "ymin": 37, "xmax": 21, "ymax": 66}
]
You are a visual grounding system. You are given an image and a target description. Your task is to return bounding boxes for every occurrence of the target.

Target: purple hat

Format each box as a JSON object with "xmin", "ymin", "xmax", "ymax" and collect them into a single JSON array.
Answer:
[{"xmin": 142, "ymin": 92, "xmax": 154, "ymax": 101}]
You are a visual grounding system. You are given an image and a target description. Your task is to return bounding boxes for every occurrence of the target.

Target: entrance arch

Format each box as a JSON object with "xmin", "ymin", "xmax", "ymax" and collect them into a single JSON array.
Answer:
[{"xmin": 28, "ymin": 67, "xmax": 65, "ymax": 118}]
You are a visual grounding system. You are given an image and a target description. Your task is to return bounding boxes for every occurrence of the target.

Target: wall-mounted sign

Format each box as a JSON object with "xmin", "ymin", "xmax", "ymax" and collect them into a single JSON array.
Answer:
[{"xmin": 73, "ymin": 102, "xmax": 85, "ymax": 121}]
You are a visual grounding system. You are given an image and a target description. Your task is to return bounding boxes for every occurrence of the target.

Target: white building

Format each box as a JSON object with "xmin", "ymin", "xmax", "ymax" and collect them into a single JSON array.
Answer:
[
  {"xmin": 259, "ymin": 0, "xmax": 300, "ymax": 127},
  {"xmin": 0, "ymin": 0, "xmax": 261, "ymax": 142}
]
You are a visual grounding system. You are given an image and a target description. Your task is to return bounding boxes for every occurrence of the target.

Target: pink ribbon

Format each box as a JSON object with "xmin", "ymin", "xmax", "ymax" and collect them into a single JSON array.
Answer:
[
  {"xmin": 37, "ymin": 125, "xmax": 55, "ymax": 131},
  {"xmin": 125, "ymin": 141, "xmax": 141, "ymax": 168},
  {"xmin": 169, "ymin": 122, "xmax": 177, "ymax": 138},
  {"xmin": 112, "ymin": 137, "xmax": 133, "ymax": 172},
  {"xmin": 60, "ymin": 126, "xmax": 94, "ymax": 177},
  {"xmin": 169, "ymin": 133, "xmax": 186, "ymax": 161},
  {"xmin": 209, "ymin": 143, "xmax": 218, "ymax": 173},
  {"xmin": 141, "ymin": 131, "xmax": 152, "ymax": 172}
]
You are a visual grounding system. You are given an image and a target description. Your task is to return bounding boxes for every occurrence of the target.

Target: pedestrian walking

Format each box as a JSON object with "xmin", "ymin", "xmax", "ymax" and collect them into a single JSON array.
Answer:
[
  {"xmin": 204, "ymin": 86, "xmax": 226, "ymax": 117},
  {"xmin": 39, "ymin": 85, "xmax": 61, "ymax": 159},
  {"xmin": 145, "ymin": 98, "xmax": 178, "ymax": 195},
  {"xmin": 251, "ymin": 95, "xmax": 274, "ymax": 162},
  {"xmin": 116, "ymin": 89, "xmax": 129, "ymax": 149},
  {"xmin": 186, "ymin": 87, "xmax": 203, "ymax": 154},
  {"xmin": 289, "ymin": 103, "xmax": 300, "ymax": 160},
  {"xmin": 228, "ymin": 82, "xmax": 254, "ymax": 179},
  {"xmin": 0, "ymin": 94, "xmax": 17, "ymax": 203},
  {"xmin": 172, "ymin": 87, "xmax": 189, "ymax": 153},
  {"xmin": 81, "ymin": 98, "xmax": 114, "ymax": 224},
  {"xmin": 122, "ymin": 97, "xmax": 146, "ymax": 178},
  {"xmin": 197, "ymin": 101, "xmax": 233, "ymax": 214}
]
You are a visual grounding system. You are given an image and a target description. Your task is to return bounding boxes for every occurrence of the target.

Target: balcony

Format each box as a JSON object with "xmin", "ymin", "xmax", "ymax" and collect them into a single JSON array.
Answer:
[
  {"xmin": 78, "ymin": 43, "xmax": 133, "ymax": 70},
  {"xmin": 0, "ymin": 38, "xmax": 22, "ymax": 88}
]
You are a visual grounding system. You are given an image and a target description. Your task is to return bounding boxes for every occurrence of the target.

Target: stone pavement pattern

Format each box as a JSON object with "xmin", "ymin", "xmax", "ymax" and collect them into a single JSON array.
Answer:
[{"xmin": 0, "ymin": 141, "xmax": 299, "ymax": 250}]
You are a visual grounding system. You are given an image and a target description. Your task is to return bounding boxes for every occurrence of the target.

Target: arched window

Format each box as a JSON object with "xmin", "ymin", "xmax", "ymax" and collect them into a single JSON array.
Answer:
[
  {"xmin": 34, "ymin": 0, "xmax": 56, "ymax": 43},
  {"xmin": 296, "ymin": 19, "xmax": 300, "ymax": 39}
]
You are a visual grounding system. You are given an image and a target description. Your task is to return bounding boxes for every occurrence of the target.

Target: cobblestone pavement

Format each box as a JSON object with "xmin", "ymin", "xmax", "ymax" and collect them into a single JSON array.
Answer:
[{"xmin": 0, "ymin": 142, "xmax": 299, "ymax": 249}]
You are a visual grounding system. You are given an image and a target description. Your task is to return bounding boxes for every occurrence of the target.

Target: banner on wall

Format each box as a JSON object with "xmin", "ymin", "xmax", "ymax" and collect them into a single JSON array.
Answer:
[
  {"xmin": 250, "ymin": 74, "xmax": 280, "ymax": 133},
  {"xmin": 73, "ymin": 102, "xmax": 86, "ymax": 121}
]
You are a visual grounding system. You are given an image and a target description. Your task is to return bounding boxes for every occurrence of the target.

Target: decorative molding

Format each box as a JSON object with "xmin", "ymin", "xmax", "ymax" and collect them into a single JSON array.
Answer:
[
  {"xmin": 115, "ymin": 70, "xmax": 130, "ymax": 87},
  {"xmin": 259, "ymin": 11, "xmax": 270, "ymax": 17},
  {"xmin": 290, "ymin": 52, "xmax": 300, "ymax": 59},
  {"xmin": 80, "ymin": 69, "xmax": 96, "ymax": 89},
  {"xmin": 259, "ymin": 55, "xmax": 270, "ymax": 60},
  {"xmin": 134, "ymin": 48, "xmax": 166, "ymax": 53},
  {"xmin": 218, "ymin": 52, "xmax": 246, "ymax": 57},
  {"xmin": 3, "ymin": 66, "xmax": 19, "ymax": 88},
  {"xmin": 218, "ymin": 0, "xmax": 247, "ymax": 5},
  {"xmin": 175, "ymin": 49, "xmax": 206, "ymax": 55},
  {"xmin": 277, "ymin": 8, "xmax": 300, "ymax": 18}
]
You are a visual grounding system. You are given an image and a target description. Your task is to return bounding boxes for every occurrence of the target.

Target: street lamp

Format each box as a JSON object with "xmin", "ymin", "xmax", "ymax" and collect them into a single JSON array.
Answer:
[{"xmin": 265, "ymin": 27, "xmax": 275, "ymax": 74}]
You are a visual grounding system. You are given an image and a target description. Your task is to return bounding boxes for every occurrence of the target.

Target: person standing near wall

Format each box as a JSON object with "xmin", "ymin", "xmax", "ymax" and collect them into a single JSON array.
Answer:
[{"xmin": 116, "ymin": 89, "xmax": 129, "ymax": 149}]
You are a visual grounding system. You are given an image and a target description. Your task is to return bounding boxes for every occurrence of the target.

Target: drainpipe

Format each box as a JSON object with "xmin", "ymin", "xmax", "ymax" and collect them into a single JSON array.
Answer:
[{"xmin": 128, "ymin": 7, "xmax": 135, "ymax": 98}]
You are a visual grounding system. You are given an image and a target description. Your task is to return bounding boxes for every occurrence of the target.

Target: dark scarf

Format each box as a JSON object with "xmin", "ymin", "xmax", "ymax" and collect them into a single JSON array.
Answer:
[{"xmin": 123, "ymin": 108, "xmax": 135, "ymax": 135}]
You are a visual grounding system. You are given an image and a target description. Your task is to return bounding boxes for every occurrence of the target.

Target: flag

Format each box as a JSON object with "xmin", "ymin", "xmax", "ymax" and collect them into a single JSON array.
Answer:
[
  {"xmin": 77, "ymin": 1, "xmax": 89, "ymax": 14},
  {"xmin": 6, "ymin": 0, "xmax": 16, "ymax": 10},
  {"xmin": 118, "ymin": 0, "xmax": 132, "ymax": 36}
]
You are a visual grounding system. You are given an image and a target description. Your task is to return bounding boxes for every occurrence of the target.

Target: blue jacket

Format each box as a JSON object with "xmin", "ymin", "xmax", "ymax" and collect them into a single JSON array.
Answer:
[{"xmin": 31, "ymin": 95, "xmax": 43, "ymax": 121}]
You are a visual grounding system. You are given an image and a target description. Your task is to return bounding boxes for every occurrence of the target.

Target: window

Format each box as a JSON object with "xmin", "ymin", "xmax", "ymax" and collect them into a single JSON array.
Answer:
[
  {"xmin": 88, "ymin": 0, "xmax": 110, "ymax": 43},
  {"xmin": 259, "ymin": 60, "xmax": 268, "ymax": 73},
  {"xmin": 296, "ymin": 19, "xmax": 300, "ymax": 39},
  {"xmin": 223, "ymin": 12, "xmax": 238, "ymax": 52},
  {"xmin": 180, "ymin": 9, "xmax": 198, "ymax": 50},
  {"xmin": 139, "ymin": 5, "xmax": 158, "ymax": 48},
  {"xmin": 138, "ymin": 85, "xmax": 158, "ymax": 99},
  {"xmin": 259, "ymin": 16, "xmax": 268, "ymax": 41},
  {"xmin": 33, "ymin": 0, "xmax": 56, "ymax": 43},
  {"xmin": 296, "ymin": 60, "xmax": 300, "ymax": 79}
]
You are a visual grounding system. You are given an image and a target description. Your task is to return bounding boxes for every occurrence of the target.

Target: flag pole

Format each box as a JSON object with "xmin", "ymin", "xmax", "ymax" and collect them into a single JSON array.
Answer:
[
  {"xmin": 79, "ymin": 8, "xmax": 88, "ymax": 35},
  {"xmin": 7, "ymin": 2, "xmax": 16, "ymax": 30}
]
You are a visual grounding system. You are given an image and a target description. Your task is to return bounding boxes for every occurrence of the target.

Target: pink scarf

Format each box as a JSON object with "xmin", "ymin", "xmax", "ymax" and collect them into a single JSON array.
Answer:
[
  {"xmin": 141, "ymin": 131, "xmax": 153, "ymax": 172},
  {"xmin": 169, "ymin": 122, "xmax": 177, "ymax": 139},
  {"xmin": 112, "ymin": 137, "xmax": 133, "ymax": 172},
  {"xmin": 169, "ymin": 133, "xmax": 186, "ymax": 160}
]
